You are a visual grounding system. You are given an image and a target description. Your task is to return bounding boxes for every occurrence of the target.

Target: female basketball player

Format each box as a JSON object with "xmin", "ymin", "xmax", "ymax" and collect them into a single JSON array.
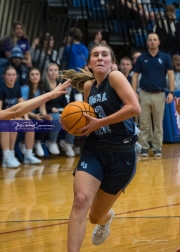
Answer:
[
  {"xmin": 0, "ymin": 79, "xmax": 71, "ymax": 120},
  {"xmin": 61, "ymin": 44, "xmax": 141, "ymax": 252}
]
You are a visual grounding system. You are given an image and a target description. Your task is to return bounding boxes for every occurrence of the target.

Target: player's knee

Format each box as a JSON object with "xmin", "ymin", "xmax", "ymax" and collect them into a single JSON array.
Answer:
[{"xmin": 73, "ymin": 193, "xmax": 90, "ymax": 210}]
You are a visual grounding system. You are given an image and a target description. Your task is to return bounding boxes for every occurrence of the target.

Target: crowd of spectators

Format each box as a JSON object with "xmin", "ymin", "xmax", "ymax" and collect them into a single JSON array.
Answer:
[
  {"xmin": 0, "ymin": 0, "xmax": 179, "ymax": 167},
  {"xmin": 0, "ymin": 22, "xmax": 108, "ymax": 167}
]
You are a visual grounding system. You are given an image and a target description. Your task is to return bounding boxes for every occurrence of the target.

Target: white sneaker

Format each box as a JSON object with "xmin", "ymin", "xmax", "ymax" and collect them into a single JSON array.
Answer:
[
  {"xmin": 2, "ymin": 158, "xmax": 19, "ymax": 168},
  {"xmin": 45, "ymin": 141, "xmax": 60, "ymax": 155},
  {"xmin": 12, "ymin": 156, "xmax": 21, "ymax": 166},
  {"xmin": 34, "ymin": 142, "xmax": 44, "ymax": 157},
  {"xmin": 135, "ymin": 141, "xmax": 142, "ymax": 153},
  {"xmin": 18, "ymin": 142, "xmax": 26, "ymax": 155},
  {"xmin": 9, "ymin": 151, "xmax": 21, "ymax": 166},
  {"xmin": 60, "ymin": 140, "xmax": 75, "ymax": 157},
  {"xmin": 92, "ymin": 209, "xmax": 114, "ymax": 246},
  {"xmin": 74, "ymin": 147, "xmax": 81, "ymax": 155},
  {"xmin": 24, "ymin": 154, "xmax": 42, "ymax": 164}
]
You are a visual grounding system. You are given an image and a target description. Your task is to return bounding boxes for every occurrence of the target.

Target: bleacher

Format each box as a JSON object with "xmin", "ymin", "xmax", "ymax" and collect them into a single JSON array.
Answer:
[
  {"xmin": 46, "ymin": 0, "xmax": 180, "ymax": 57},
  {"xmin": 1, "ymin": 0, "xmax": 179, "ymax": 63}
]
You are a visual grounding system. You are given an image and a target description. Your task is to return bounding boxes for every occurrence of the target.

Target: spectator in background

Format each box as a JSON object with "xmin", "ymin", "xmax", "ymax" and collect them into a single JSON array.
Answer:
[
  {"xmin": 43, "ymin": 63, "xmax": 67, "ymax": 155},
  {"xmin": 119, "ymin": 57, "xmax": 133, "ymax": 84},
  {"xmin": 130, "ymin": 51, "xmax": 142, "ymax": 92},
  {"xmin": 87, "ymin": 30, "xmax": 107, "ymax": 50},
  {"xmin": 61, "ymin": 27, "xmax": 87, "ymax": 154},
  {"xmin": 21, "ymin": 67, "xmax": 52, "ymax": 157},
  {"xmin": 132, "ymin": 33, "xmax": 174, "ymax": 160},
  {"xmin": 111, "ymin": 62, "xmax": 119, "ymax": 71},
  {"xmin": 30, "ymin": 33, "xmax": 60, "ymax": 77},
  {"xmin": 153, "ymin": 4, "xmax": 180, "ymax": 54},
  {"xmin": 62, "ymin": 27, "xmax": 89, "ymax": 71},
  {"xmin": 0, "ymin": 66, "xmax": 41, "ymax": 167},
  {"xmin": 167, "ymin": 54, "xmax": 180, "ymax": 90},
  {"xmin": 129, "ymin": 51, "xmax": 142, "ymax": 153},
  {"xmin": 137, "ymin": 0, "xmax": 154, "ymax": 29},
  {"xmin": 0, "ymin": 21, "xmax": 32, "ymax": 67},
  {"xmin": 58, "ymin": 33, "xmax": 71, "ymax": 67},
  {"xmin": 0, "ymin": 45, "xmax": 29, "ymax": 86},
  {"xmin": 0, "ymin": 66, "xmax": 22, "ymax": 168}
]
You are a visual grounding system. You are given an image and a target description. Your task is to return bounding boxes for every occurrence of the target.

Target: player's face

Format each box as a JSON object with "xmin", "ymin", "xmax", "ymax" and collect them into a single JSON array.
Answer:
[
  {"xmin": 29, "ymin": 70, "xmax": 41, "ymax": 84},
  {"xmin": 147, "ymin": 34, "xmax": 160, "ymax": 49},
  {"xmin": 47, "ymin": 65, "xmax": 59, "ymax": 79},
  {"xmin": 4, "ymin": 69, "xmax": 17, "ymax": 86},
  {"xmin": 88, "ymin": 46, "xmax": 113, "ymax": 74},
  {"xmin": 14, "ymin": 25, "xmax": 24, "ymax": 38}
]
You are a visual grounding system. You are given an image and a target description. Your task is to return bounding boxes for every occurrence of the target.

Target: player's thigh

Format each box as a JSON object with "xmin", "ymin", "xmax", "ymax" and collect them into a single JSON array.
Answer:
[{"xmin": 73, "ymin": 170, "xmax": 101, "ymax": 207}]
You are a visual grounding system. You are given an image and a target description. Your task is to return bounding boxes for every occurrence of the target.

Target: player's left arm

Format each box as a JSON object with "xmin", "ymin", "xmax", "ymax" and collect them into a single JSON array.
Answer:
[{"xmin": 102, "ymin": 71, "xmax": 141, "ymax": 124}]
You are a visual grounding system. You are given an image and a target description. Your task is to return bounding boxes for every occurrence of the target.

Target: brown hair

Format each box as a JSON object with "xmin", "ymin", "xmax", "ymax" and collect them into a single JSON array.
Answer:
[
  {"xmin": 119, "ymin": 57, "xmax": 132, "ymax": 65},
  {"xmin": 61, "ymin": 44, "xmax": 116, "ymax": 92},
  {"xmin": 165, "ymin": 4, "xmax": 175, "ymax": 14},
  {"xmin": 69, "ymin": 27, "xmax": 83, "ymax": 41},
  {"xmin": 44, "ymin": 63, "xmax": 60, "ymax": 91},
  {"xmin": 39, "ymin": 33, "xmax": 53, "ymax": 48},
  {"xmin": 0, "ymin": 21, "xmax": 28, "ymax": 48},
  {"xmin": 27, "ymin": 67, "xmax": 44, "ymax": 99},
  {"xmin": 3, "ymin": 66, "xmax": 17, "ymax": 75}
]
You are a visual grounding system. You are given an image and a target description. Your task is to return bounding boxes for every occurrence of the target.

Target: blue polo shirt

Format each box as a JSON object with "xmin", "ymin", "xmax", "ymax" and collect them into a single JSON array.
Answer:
[{"xmin": 133, "ymin": 51, "xmax": 173, "ymax": 92}]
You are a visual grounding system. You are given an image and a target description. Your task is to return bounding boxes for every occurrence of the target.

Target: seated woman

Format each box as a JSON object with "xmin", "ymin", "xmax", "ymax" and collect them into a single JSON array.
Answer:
[
  {"xmin": 43, "ymin": 63, "xmax": 79, "ymax": 157},
  {"xmin": 0, "ymin": 66, "xmax": 40, "ymax": 168},
  {"xmin": 43, "ymin": 63, "xmax": 67, "ymax": 155},
  {"xmin": 21, "ymin": 67, "xmax": 52, "ymax": 157},
  {"xmin": 0, "ymin": 21, "xmax": 32, "ymax": 67}
]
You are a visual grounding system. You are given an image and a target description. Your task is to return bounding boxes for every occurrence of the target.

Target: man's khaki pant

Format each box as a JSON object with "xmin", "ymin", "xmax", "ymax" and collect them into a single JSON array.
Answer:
[{"xmin": 139, "ymin": 90, "xmax": 165, "ymax": 150}]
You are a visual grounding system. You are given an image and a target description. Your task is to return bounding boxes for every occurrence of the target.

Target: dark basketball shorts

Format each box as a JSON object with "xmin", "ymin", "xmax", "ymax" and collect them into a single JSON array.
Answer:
[{"xmin": 75, "ymin": 142, "xmax": 137, "ymax": 195}]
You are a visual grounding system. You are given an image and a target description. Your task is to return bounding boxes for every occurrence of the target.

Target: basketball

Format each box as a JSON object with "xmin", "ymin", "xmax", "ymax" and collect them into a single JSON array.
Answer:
[{"xmin": 61, "ymin": 101, "xmax": 96, "ymax": 136}]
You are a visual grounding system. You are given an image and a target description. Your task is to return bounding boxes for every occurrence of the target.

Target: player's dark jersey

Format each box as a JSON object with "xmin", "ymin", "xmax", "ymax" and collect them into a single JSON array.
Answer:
[{"xmin": 87, "ymin": 73, "xmax": 137, "ymax": 148}]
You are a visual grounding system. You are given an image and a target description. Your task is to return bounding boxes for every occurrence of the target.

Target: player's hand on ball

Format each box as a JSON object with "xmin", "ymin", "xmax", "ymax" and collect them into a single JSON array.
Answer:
[{"xmin": 75, "ymin": 113, "xmax": 100, "ymax": 136}]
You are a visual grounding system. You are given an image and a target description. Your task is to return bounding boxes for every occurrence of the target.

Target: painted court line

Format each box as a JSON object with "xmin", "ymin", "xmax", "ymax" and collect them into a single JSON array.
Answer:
[{"xmin": 0, "ymin": 202, "xmax": 180, "ymax": 235}]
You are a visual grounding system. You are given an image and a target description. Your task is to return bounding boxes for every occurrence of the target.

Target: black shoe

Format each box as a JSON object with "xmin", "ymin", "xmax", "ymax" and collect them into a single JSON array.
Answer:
[
  {"xmin": 141, "ymin": 149, "xmax": 149, "ymax": 160},
  {"xmin": 148, "ymin": 141, "xmax": 153, "ymax": 149},
  {"xmin": 153, "ymin": 150, "xmax": 162, "ymax": 159}
]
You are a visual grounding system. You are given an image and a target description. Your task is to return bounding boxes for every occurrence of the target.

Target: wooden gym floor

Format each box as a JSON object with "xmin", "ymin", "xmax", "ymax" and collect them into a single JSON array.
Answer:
[{"xmin": 0, "ymin": 143, "xmax": 180, "ymax": 252}]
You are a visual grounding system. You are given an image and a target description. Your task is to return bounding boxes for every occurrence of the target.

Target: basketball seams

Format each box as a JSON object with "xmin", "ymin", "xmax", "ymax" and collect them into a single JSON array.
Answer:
[
  {"xmin": 68, "ymin": 113, "xmax": 84, "ymax": 133},
  {"xmin": 61, "ymin": 101, "xmax": 96, "ymax": 136}
]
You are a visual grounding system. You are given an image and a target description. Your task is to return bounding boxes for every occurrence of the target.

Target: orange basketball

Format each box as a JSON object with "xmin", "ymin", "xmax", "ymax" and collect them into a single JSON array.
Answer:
[{"xmin": 61, "ymin": 101, "xmax": 96, "ymax": 136}]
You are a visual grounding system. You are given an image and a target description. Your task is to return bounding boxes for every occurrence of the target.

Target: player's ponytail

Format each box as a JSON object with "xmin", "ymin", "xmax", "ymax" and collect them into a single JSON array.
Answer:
[{"xmin": 61, "ymin": 68, "xmax": 95, "ymax": 93}]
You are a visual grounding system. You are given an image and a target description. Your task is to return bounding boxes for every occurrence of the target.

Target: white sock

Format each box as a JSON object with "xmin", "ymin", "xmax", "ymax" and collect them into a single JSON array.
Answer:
[
  {"xmin": 25, "ymin": 149, "xmax": 32, "ymax": 157},
  {"xmin": 3, "ymin": 150, "xmax": 10, "ymax": 159},
  {"xmin": 10, "ymin": 150, "xmax": 15, "ymax": 157}
]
